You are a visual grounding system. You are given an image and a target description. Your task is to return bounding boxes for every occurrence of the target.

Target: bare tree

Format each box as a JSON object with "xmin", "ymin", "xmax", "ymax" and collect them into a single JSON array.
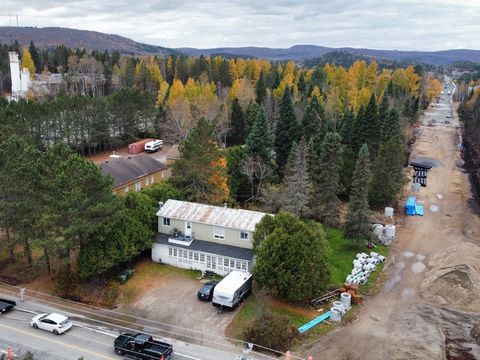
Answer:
[{"xmin": 242, "ymin": 155, "xmax": 273, "ymax": 204}]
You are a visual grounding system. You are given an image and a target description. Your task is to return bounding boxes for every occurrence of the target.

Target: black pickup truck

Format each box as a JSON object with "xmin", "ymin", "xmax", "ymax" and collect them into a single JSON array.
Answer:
[
  {"xmin": 114, "ymin": 333, "xmax": 173, "ymax": 359},
  {"xmin": 0, "ymin": 298, "xmax": 16, "ymax": 314}
]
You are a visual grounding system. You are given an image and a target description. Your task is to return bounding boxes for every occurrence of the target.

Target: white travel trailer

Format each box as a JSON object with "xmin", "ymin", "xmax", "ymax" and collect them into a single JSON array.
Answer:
[
  {"xmin": 212, "ymin": 270, "xmax": 252, "ymax": 309},
  {"xmin": 144, "ymin": 140, "xmax": 163, "ymax": 153}
]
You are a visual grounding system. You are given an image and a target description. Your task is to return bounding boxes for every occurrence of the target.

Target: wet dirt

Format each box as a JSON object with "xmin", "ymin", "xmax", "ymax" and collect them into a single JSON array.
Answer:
[{"xmin": 304, "ymin": 81, "xmax": 480, "ymax": 359}]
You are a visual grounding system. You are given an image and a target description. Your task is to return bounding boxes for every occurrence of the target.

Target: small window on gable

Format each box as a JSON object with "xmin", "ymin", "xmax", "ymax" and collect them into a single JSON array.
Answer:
[
  {"xmin": 213, "ymin": 226, "xmax": 225, "ymax": 239},
  {"xmin": 240, "ymin": 231, "xmax": 249, "ymax": 240},
  {"xmin": 163, "ymin": 217, "xmax": 171, "ymax": 226}
]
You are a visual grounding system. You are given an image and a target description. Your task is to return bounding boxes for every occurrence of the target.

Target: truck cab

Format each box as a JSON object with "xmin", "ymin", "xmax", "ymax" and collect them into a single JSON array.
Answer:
[{"xmin": 114, "ymin": 333, "xmax": 173, "ymax": 359}]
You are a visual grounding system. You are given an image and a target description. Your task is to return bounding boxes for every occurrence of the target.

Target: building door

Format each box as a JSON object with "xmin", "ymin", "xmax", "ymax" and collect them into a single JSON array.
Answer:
[{"xmin": 185, "ymin": 221, "xmax": 192, "ymax": 237}]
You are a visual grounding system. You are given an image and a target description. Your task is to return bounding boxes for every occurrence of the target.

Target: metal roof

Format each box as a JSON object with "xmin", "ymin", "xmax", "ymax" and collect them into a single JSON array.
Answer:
[
  {"xmin": 98, "ymin": 154, "xmax": 166, "ymax": 188},
  {"xmin": 156, "ymin": 199, "xmax": 269, "ymax": 232}
]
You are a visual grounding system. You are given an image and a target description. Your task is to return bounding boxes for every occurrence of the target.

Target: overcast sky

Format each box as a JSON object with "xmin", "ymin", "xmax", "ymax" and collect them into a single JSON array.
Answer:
[{"xmin": 2, "ymin": 0, "xmax": 480, "ymax": 50}]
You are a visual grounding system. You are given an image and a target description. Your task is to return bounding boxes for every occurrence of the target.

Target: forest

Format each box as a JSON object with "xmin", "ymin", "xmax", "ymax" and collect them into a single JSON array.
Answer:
[{"xmin": 0, "ymin": 42, "xmax": 443, "ymax": 296}]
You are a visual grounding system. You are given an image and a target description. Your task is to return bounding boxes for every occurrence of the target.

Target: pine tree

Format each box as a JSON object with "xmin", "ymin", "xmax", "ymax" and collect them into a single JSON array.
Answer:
[
  {"xmin": 364, "ymin": 93, "xmax": 379, "ymax": 156},
  {"xmin": 227, "ymin": 97, "xmax": 246, "ymax": 146},
  {"xmin": 369, "ymin": 108, "xmax": 405, "ymax": 206},
  {"xmin": 29, "ymin": 41, "xmax": 41, "ymax": 72},
  {"xmin": 171, "ymin": 118, "xmax": 229, "ymax": 203},
  {"xmin": 275, "ymin": 87, "xmax": 301, "ymax": 177},
  {"xmin": 313, "ymin": 132, "xmax": 343, "ymax": 227},
  {"xmin": 245, "ymin": 106, "xmax": 275, "ymax": 164},
  {"xmin": 255, "ymin": 70, "xmax": 267, "ymax": 105},
  {"xmin": 377, "ymin": 93, "xmax": 390, "ymax": 144},
  {"xmin": 281, "ymin": 138, "xmax": 311, "ymax": 218},
  {"xmin": 345, "ymin": 144, "xmax": 372, "ymax": 248},
  {"xmin": 174, "ymin": 55, "xmax": 189, "ymax": 84},
  {"xmin": 245, "ymin": 101, "xmax": 260, "ymax": 129},
  {"xmin": 302, "ymin": 95, "xmax": 325, "ymax": 141}
]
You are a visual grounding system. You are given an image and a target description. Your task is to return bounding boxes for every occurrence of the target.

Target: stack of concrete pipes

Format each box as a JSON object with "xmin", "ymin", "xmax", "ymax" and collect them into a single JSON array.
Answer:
[{"xmin": 345, "ymin": 252, "xmax": 387, "ymax": 285}]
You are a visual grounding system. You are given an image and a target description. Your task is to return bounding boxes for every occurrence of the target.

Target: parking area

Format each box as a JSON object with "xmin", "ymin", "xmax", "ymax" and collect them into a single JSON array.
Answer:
[{"xmin": 118, "ymin": 260, "xmax": 236, "ymax": 344}]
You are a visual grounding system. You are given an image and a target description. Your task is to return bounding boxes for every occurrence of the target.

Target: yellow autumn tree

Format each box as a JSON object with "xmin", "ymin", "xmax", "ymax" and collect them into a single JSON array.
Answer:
[
  {"xmin": 21, "ymin": 48, "xmax": 36, "ymax": 79},
  {"xmin": 209, "ymin": 156, "xmax": 230, "ymax": 203},
  {"xmin": 426, "ymin": 78, "xmax": 442, "ymax": 100},
  {"xmin": 156, "ymin": 80, "xmax": 170, "ymax": 105}
]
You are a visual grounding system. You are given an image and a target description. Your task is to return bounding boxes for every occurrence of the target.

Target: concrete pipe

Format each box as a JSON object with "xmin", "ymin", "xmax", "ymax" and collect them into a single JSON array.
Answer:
[
  {"xmin": 353, "ymin": 261, "xmax": 363, "ymax": 269},
  {"xmin": 370, "ymin": 251, "xmax": 379, "ymax": 258},
  {"xmin": 332, "ymin": 301, "xmax": 345, "ymax": 314},
  {"xmin": 330, "ymin": 307, "xmax": 342, "ymax": 322},
  {"xmin": 378, "ymin": 255, "xmax": 387, "ymax": 263},
  {"xmin": 359, "ymin": 277, "xmax": 367, "ymax": 285},
  {"xmin": 341, "ymin": 292, "xmax": 352, "ymax": 309}
]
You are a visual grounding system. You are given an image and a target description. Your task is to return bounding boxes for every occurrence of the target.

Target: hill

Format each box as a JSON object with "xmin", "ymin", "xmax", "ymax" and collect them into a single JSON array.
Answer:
[
  {"xmin": 0, "ymin": 26, "xmax": 173, "ymax": 55},
  {"xmin": 179, "ymin": 45, "xmax": 480, "ymax": 65}
]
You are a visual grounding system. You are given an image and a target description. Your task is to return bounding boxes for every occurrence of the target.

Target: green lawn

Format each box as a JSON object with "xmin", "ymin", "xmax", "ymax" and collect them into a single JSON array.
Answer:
[
  {"xmin": 229, "ymin": 227, "xmax": 390, "ymax": 344},
  {"xmin": 325, "ymin": 228, "xmax": 388, "ymax": 288}
]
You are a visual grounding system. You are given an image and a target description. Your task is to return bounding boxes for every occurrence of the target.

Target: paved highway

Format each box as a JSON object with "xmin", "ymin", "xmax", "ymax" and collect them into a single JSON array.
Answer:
[{"xmin": 0, "ymin": 292, "xmax": 263, "ymax": 360}]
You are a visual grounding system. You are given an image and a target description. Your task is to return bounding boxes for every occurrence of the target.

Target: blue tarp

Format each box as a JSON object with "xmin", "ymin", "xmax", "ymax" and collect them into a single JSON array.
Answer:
[
  {"xmin": 405, "ymin": 196, "xmax": 417, "ymax": 216},
  {"xmin": 298, "ymin": 311, "xmax": 331, "ymax": 334}
]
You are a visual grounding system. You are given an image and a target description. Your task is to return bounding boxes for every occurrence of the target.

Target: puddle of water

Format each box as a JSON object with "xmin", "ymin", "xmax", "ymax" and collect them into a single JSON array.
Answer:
[
  {"xmin": 430, "ymin": 205, "xmax": 439, "ymax": 212},
  {"xmin": 401, "ymin": 288, "xmax": 416, "ymax": 298},
  {"xmin": 416, "ymin": 254, "xmax": 426, "ymax": 261},
  {"xmin": 395, "ymin": 262, "xmax": 406, "ymax": 273},
  {"xmin": 403, "ymin": 251, "xmax": 416, "ymax": 258},
  {"xmin": 412, "ymin": 261, "xmax": 427, "ymax": 273},
  {"xmin": 436, "ymin": 194, "xmax": 443, "ymax": 200}
]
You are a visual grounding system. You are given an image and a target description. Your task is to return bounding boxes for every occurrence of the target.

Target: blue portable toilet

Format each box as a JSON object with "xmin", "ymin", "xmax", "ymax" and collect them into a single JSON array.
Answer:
[{"xmin": 405, "ymin": 196, "xmax": 417, "ymax": 215}]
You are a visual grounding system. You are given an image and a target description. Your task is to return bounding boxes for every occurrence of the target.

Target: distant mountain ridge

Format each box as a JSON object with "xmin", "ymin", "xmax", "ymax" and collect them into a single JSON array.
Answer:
[
  {"xmin": 0, "ymin": 26, "xmax": 172, "ymax": 56},
  {"xmin": 179, "ymin": 45, "xmax": 480, "ymax": 65},
  {"xmin": 1, "ymin": 26, "xmax": 479, "ymax": 65}
]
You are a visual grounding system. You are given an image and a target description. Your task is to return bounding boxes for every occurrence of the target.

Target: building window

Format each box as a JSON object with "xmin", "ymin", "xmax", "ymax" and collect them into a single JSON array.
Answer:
[
  {"xmin": 145, "ymin": 177, "xmax": 149, "ymax": 186},
  {"xmin": 240, "ymin": 231, "xmax": 249, "ymax": 240},
  {"xmin": 150, "ymin": 175, "xmax": 154, "ymax": 184},
  {"xmin": 200, "ymin": 253, "xmax": 205, "ymax": 263},
  {"xmin": 194, "ymin": 253, "xmax": 199, "ymax": 262},
  {"xmin": 135, "ymin": 181, "xmax": 142, "ymax": 192},
  {"xmin": 125, "ymin": 186, "xmax": 129, "ymax": 193},
  {"xmin": 241, "ymin": 262, "xmax": 247, "ymax": 271},
  {"xmin": 213, "ymin": 226, "xmax": 225, "ymax": 239},
  {"xmin": 163, "ymin": 217, "xmax": 171, "ymax": 226}
]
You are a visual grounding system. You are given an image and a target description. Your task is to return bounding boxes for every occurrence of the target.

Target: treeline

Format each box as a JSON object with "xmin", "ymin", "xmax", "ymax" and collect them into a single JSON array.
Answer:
[
  {"xmin": 458, "ymin": 88, "xmax": 480, "ymax": 199},
  {"xmin": 0, "ymin": 89, "xmax": 159, "ymax": 155},
  {"xmin": 0, "ymin": 133, "xmax": 184, "ymax": 281}
]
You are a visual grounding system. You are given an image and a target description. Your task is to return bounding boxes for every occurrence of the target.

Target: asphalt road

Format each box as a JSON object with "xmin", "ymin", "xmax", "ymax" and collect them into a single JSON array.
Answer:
[{"xmin": 0, "ymin": 293, "xmax": 252, "ymax": 360}]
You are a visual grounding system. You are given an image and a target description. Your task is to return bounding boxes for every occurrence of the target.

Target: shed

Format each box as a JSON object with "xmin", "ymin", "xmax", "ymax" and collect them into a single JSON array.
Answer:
[{"xmin": 405, "ymin": 196, "xmax": 417, "ymax": 216}]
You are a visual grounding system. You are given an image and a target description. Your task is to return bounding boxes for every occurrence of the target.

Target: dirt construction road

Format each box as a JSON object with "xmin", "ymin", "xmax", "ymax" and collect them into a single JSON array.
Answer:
[{"xmin": 308, "ymin": 78, "xmax": 480, "ymax": 359}]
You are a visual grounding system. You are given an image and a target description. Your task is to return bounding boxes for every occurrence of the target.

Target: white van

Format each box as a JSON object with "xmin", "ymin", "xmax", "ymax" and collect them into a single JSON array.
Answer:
[
  {"xmin": 212, "ymin": 270, "xmax": 252, "ymax": 309},
  {"xmin": 144, "ymin": 140, "xmax": 163, "ymax": 153}
]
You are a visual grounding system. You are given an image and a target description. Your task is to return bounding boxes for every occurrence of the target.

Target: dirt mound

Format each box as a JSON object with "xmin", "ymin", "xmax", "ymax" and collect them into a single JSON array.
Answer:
[{"xmin": 421, "ymin": 243, "xmax": 480, "ymax": 312}]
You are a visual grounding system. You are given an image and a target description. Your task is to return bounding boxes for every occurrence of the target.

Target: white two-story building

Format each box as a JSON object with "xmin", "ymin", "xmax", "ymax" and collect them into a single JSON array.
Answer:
[{"xmin": 152, "ymin": 199, "xmax": 268, "ymax": 276}]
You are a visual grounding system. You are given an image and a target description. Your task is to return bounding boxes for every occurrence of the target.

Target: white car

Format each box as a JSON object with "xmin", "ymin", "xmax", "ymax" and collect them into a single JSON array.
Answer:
[{"xmin": 31, "ymin": 313, "xmax": 73, "ymax": 335}]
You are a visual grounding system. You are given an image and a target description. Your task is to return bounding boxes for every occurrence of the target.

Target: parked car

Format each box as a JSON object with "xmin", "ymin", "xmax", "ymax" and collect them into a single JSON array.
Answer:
[
  {"xmin": 114, "ymin": 333, "xmax": 173, "ymax": 359},
  {"xmin": 197, "ymin": 280, "xmax": 218, "ymax": 301},
  {"xmin": 144, "ymin": 140, "xmax": 163, "ymax": 153},
  {"xmin": 30, "ymin": 313, "xmax": 73, "ymax": 335},
  {"xmin": 446, "ymin": 115, "xmax": 452, "ymax": 118}
]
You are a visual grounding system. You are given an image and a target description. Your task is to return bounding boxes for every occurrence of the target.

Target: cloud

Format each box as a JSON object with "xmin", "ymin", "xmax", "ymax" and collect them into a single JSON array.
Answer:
[{"xmin": 2, "ymin": 0, "xmax": 480, "ymax": 50}]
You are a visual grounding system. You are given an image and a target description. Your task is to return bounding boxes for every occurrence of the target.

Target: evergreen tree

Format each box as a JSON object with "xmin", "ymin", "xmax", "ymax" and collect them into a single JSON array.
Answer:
[
  {"xmin": 255, "ymin": 70, "xmax": 267, "ymax": 105},
  {"xmin": 171, "ymin": 118, "xmax": 228, "ymax": 204},
  {"xmin": 280, "ymin": 138, "xmax": 311, "ymax": 218},
  {"xmin": 174, "ymin": 55, "xmax": 189, "ymax": 84},
  {"xmin": 302, "ymin": 95, "xmax": 325, "ymax": 141},
  {"xmin": 253, "ymin": 212, "xmax": 331, "ymax": 302},
  {"xmin": 245, "ymin": 106, "xmax": 275, "ymax": 164},
  {"xmin": 364, "ymin": 93, "xmax": 379, "ymax": 156},
  {"xmin": 377, "ymin": 92, "xmax": 390, "ymax": 144},
  {"xmin": 227, "ymin": 97, "xmax": 246, "ymax": 146},
  {"xmin": 218, "ymin": 59, "xmax": 232, "ymax": 87},
  {"xmin": 369, "ymin": 109, "xmax": 405, "ymax": 206},
  {"xmin": 274, "ymin": 87, "xmax": 301, "ymax": 177},
  {"xmin": 245, "ymin": 101, "xmax": 260, "ymax": 130},
  {"xmin": 345, "ymin": 144, "xmax": 373, "ymax": 248},
  {"xmin": 29, "ymin": 41, "xmax": 41, "ymax": 72},
  {"xmin": 339, "ymin": 108, "xmax": 356, "ymax": 198},
  {"xmin": 313, "ymin": 132, "xmax": 343, "ymax": 227}
]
